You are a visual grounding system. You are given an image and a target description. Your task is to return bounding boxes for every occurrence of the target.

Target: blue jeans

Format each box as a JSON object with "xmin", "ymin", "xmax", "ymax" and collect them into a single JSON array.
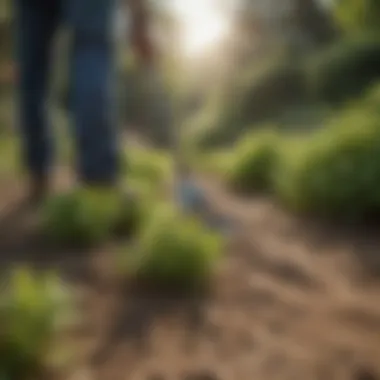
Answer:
[{"xmin": 15, "ymin": 0, "xmax": 120, "ymax": 184}]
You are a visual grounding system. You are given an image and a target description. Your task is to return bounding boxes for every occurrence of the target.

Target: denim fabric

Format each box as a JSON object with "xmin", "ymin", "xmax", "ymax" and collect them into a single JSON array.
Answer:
[{"xmin": 14, "ymin": 0, "xmax": 120, "ymax": 184}]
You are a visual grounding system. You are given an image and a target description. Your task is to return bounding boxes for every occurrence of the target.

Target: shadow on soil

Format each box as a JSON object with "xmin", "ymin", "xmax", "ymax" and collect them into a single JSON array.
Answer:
[
  {"xmin": 290, "ymin": 214, "xmax": 380, "ymax": 280},
  {"xmin": 91, "ymin": 284, "xmax": 211, "ymax": 367},
  {"xmin": 0, "ymin": 198, "xmax": 100, "ymax": 286}
]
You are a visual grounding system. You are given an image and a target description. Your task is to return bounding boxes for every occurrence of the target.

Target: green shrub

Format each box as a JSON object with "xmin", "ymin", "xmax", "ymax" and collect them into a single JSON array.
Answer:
[
  {"xmin": 0, "ymin": 268, "xmax": 76, "ymax": 380},
  {"xmin": 357, "ymin": 81, "xmax": 380, "ymax": 114},
  {"xmin": 123, "ymin": 147, "xmax": 172, "ymax": 189},
  {"xmin": 192, "ymin": 150, "xmax": 234, "ymax": 177},
  {"xmin": 275, "ymin": 104, "xmax": 380, "ymax": 220},
  {"xmin": 123, "ymin": 203, "xmax": 223, "ymax": 291},
  {"xmin": 41, "ymin": 187, "xmax": 141, "ymax": 247},
  {"xmin": 333, "ymin": 0, "xmax": 380, "ymax": 36},
  {"xmin": 190, "ymin": 58, "xmax": 307, "ymax": 148},
  {"xmin": 228, "ymin": 130, "xmax": 280, "ymax": 193},
  {"xmin": 308, "ymin": 36, "xmax": 380, "ymax": 105}
]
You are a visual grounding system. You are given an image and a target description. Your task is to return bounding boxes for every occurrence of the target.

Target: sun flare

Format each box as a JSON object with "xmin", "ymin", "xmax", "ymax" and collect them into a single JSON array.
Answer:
[{"xmin": 171, "ymin": 0, "xmax": 229, "ymax": 57}]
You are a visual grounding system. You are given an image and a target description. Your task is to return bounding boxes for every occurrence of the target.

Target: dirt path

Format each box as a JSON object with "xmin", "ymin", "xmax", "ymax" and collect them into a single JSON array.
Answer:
[{"xmin": 1, "ymin": 174, "xmax": 380, "ymax": 380}]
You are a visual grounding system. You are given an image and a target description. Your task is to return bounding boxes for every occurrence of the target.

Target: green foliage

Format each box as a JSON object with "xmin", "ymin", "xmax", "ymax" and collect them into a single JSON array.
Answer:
[
  {"xmin": 334, "ymin": 0, "xmax": 380, "ymax": 35},
  {"xmin": 307, "ymin": 36, "xmax": 380, "ymax": 104},
  {"xmin": 123, "ymin": 147, "xmax": 172, "ymax": 189},
  {"xmin": 275, "ymin": 84, "xmax": 380, "ymax": 220},
  {"xmin": 191, "ymin": 150, "xmax": 235, "ymax": 177},
  {"xmin": 228, "ymin": 130, "xmax": 280, "ymax": 193},
  {"xmin": 356, "ymin": 80, "xmax": 380, "ymax": 113},
  {"xmin": 0, "ymin": 268, "xmax": 75, "ymax": 380},
  {"xmin": 41, "ymin": 187, "xmax": 141, "ymax": 247},
  {"xmin": 189, "ymin": 58, "xmax": 307, "ymax": 148},
  {"xmin": 220, "ymin": 83, "xmax": 380, "ymax": 221},
  {"xmin": 123, "ymin": 203, "xmax": 223, "ymax": 291},
  {"xmin": 185, "ymin": 102, "xmax": 232, "ymax": 149}
]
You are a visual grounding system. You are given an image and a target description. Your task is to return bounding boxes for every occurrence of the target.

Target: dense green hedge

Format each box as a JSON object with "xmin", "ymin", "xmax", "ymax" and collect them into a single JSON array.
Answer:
[
  {"xmin": 276, "ymin": 109, "xmax": 380, "ymax": 219},
  {"xmin": 189, "ymin": 36, "xmax": 380, "ymax": 150},
  {"xmin": 227, "ymin": 130, "xmax": 279, "ymax": 194},
  {"xmin": 189, "ymin": 58, "xmax": 307, "ymax": 149},
  {"xmin": 307, "ymin": 36, "xmax": 380, "ymax": 105},
  {"xmin": 228, "ymin": 83, "xmax": 380, "ymax": 221}
]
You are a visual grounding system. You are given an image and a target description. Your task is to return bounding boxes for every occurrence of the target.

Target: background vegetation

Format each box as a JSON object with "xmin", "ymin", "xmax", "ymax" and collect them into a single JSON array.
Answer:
[{"xmin": 1, "ymin": 1, "xmax": 380, "ymax": 377}]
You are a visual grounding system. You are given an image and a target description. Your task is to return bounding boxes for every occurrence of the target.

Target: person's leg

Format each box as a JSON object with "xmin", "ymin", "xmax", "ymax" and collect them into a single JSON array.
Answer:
[
  {"xmin": 14, "ymin": 0, "xmax": 60, "ymax": 199},
  {"xmin": 65, "ymin": 0, "xmax": 120, "ymax": 186}
]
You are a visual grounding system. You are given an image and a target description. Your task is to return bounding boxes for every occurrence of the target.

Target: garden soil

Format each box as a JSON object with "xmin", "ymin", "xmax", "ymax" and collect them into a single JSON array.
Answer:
[{"xmin": 1, "ymin": 173, "xmax": 380, "ymax": 380}]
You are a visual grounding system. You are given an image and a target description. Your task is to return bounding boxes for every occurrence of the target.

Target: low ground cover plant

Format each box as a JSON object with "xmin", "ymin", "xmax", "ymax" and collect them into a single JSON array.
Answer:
[
  {"xmin": 41, "ymin": 187, "xmax": 142, "ymax": 247},
  {"xmin": 0, "ymin": 268, "xmax": 76, "ymax": 380},
  {"xmin": 121, "ymin": 202, "xmax": 224, "ymax": 292},
  {"xmin": 227, "ymin": 129, "xmax": 280, "ymax": 194}
]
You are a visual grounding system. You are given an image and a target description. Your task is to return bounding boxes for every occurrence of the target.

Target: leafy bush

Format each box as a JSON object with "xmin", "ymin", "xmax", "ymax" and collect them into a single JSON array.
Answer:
[
  {"xmin": 333, "ymin": 0, "xmax": 380, "ymax": 35},
  {"xmin": 356, "ymin": 81, "xmax": 380, "ymax": 114},
  {"xmin": 190, "ymin": 58, "xmax": 307, "ymax": 148},
  {"xmin": 41, "ymin": 187, "xmax": 141, "ymax": 247},
  {"xmin": 0, "ymin": 268, "xmax": 76, "ymax": 380},
  {"xmin": 308, "ymin": 36, "xmax": 380, "ymax": 105},
  {"xmin": 275, "ymin": 99, "xmax": 380, "ymax": 220},
  {"xmin": 191, "ymin": 150, "xmax": 234, "ymax": 177},
  {"xmin": 123, "ymin": 147, "xmax": 172, "ymax": 189},
  {"xmin": 123, "ymin": 203, "xmax": 223, "ymax": 291},
  {"xmin": 120, "ymin": 56, "xmax": 172, "ymax": 147},
  {"xmin": 228, "ymin": 130, "xmax": 280, "ymax": 193}
]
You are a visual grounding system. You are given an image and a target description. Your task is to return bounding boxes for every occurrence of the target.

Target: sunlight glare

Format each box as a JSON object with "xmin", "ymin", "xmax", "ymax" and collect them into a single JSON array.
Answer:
[{"xmin": 171, "ymin": 0, "xmax": 229, "ymax": 57}]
